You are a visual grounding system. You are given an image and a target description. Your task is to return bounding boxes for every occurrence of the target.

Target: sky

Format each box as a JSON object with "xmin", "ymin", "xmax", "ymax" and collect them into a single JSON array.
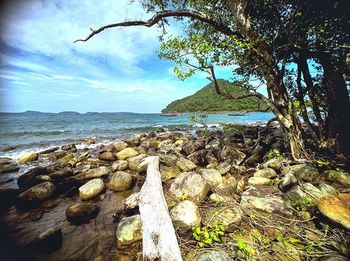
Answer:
[{"xmin": 0, "ymin": 0, "xmax": 235, "ymax": 113}]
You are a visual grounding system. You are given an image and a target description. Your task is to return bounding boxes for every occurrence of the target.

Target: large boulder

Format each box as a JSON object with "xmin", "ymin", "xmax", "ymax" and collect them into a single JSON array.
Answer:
[
  {"xmin": 17, "ymin": 181, "xmax": 55, "ymax": 206},
  {"xmin": 109, "ymin": 171, "xmax": 133, "ymax": 192},
  {"xmin": 159, "ymin": 154, "xmax": 178, "ymax": 167},
  {"xmin": 282, "ymin": 164, "xmax": 319, "ymax": 182},
  {"xmin": 182, "ymin": 139, "xmax": 205, "ymax": 155},
  {"xmin": 217, "ymin": 176, "xmax": 238, "ymax": 194},
  {"xmin": 18, "ymin": 151, "xmax": 39, "ymax": 164},
  {"xmin": 248, "ymin": 176, "xmax": 271, "ymax": 186},
  {"xmin": 176, "ymin": 157, "xmax": 197, "ymax": 171},
  {"xmin": 170, "ymin": 200, "xmax": 201, "ymax": 234},
  {"xmin": 240, "ymin": 185, "xmax": 292, "ymax": 216},
  {"xmin": 324, "ymin": 170, "xmax": 350, "ymax": 187},
  {"xmin": 116, "ymin": 215, "xmax": 142, "ymax": 249},
  {"xmin": 160, "ymin": 165, "xmax": 181, "ymax": 182},
  {"xmin": 116, "ymin": 148, "xmax": 139, "ymax": 160},
  {"xmin": 188, "ymin": 150, "xmax": 208, "ymax": 167},
  {"xmin": 111, "ymin": 160, "xmax": 128, "ymax": 171},
  {"xmin": 127, "ymin": 154, "xmax": 147, "ymax": 171},
  {"xmin": 98, "ymin": 151, "xmax": 116, "ymax": 161},
  {"xmin": 220, "ymin": 145, "xmax": 245, "ymax": 165},
  {"xmin": 317, "ymin": 194, "xmax": 350, "ymax": 230},
  {"xmin": 202, "ymin": 205, "xmax": 243, "ymax": 232},
  {"xmin": 199, "ymin": 169, "xmax": 222, "ymax": 187},
  {"xmin": 0, "ymin": 157, "xmax": 19, "ymax": 174},
  {"xmin": 254, "ymin": 168, "xmax": 277, "ymax": 179},
  {"xmin": 18, "ymin": 166, "xmax": 48, "ymax": 188},
  {"xmin": 66, "ymin": 203, "xmax": 100, "ymax": 223},
  {"xmin": 49, "ymin": 167, "xmax": 73, "ymax": 180},
  {"xmin": 217, "ymin": 162, "xmax": 232, "ymax": 175},
  {"xmin": 79, "ymin": 179, "xmax": 105, "ymax": 200},
  {"xmin": 114, "ymin": 141, "xmax": 128, "ymax": 152},
  {"xmin": 169, "ymin": 172, "xmax": 209, "ymax": 203},
  {"xmin": 21, "ymin": 227, "xmax": 62, "ymax": 252},
  {"xmin": 75, "ymin": 166, "xmax": 110, "ymax": 180}
]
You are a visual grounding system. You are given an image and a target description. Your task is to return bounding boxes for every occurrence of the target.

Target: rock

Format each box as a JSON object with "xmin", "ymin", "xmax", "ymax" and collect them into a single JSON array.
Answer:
[
  {"xmin": 0, "ymin": 188, "xmax": 19, "ymax": 210},
  {"xmin": 116, "ymin": 215, "xmax": 142, "ymax": 249},
  {"xmin": 49, "ymin": 167, "xmax": 73, "ymax": 180},
  {"xmin": 124, "ymin": 137, "xmax": 140, "ymax": 147},
  {"xmin": 61, "ymin": 144, "xmax": 77, "ymax": 151},
  {"xmin": 98, "ymin": 151, "xmax": 116, "ymax": 161},
  {"xmin": 18, "ymin": 151, "xmax": 39, "ymax": 164},
  {"xmin": 248, "ymin": 176, "xmax": 271, "ymax": 185},
  {"xmin": 83, "ymin": 138, "xmax": 96, "ymax": 145},
  {"xmin": 319, "ymin": 183, "xmax": 337, "ymax": 197},
  {"xmin": 39, "ymin": 146, "xmax": 59, "ymax": 154},
  {"xmin": 170, "ymin": 200, "xmax": 201, "ymax": 234},
  {"xmin": 160, "ymin": 165, "xmax": 181, "ymax": 181},
  {"xmin": 317, "ymin": 194, "xmax": 350, "ymax": 230},
  {"xmin": 0, "ymin": 157, "xmax": 19, "ymax": 174},
  {"xmin": 111, "ymin": 160, "xmax": 128, "ymax": 171},
  {"xmin": 79, "ymin": 179, "xmax": 105, "ymax": 200},
  {"xmin": 18, "ymin": 166, "xmax": 48, "ymax": 188},
  {"xmin": 220, "ymin": 145, "xmax": 245, "ymax": 165},
  {"xmin": 286, "ymin": 185, "xmax": 307, "ymax": 199},
  {"xmin": 199, "ymin": 168, "xmax": 222, "ymax": 187},
  {"xmin": 176, "ymin": 157, "xmax": 197, "ymax": 171},
  {"xmin": 114, "ymin": 141, "xmax": 128, "ymax": 152},
  {"xmin": 23, "ymin": 227, "xmax": 62, "ymax": 252},
  {"xmin": 279, "ymin": 173, "xmax": 298, "ymax": 192},
  {"xmin": 17, "ymin": 181, "xmax": 55, "ymax": 206},
  {"xmin": 109, "ymin": 171, "xmax": 133, "ymax": 192},
  {"xmin": 188, "ymin": 150, "xmax": 208, "ymax": 167},
  {"xmin": 205, "ymin": 139, "xmax": 221, "ymax": 149},
  {"xmin": 157, "ymin": 139, "xmax": 175, "ymax": 154},
  {"xmin": 127, "ymin": 154, "xmax": 147, "ymax": 171},
  {"xmin": 209, "ymin": 193, "xmax": 230, "ymax": 203},
  {"xmin": 282, "ymin": 164, "xmax": 319, "ymax": 182},
  {"xmin": 169, "ymin": 172, "xmax": 209, "ymax": 203},
  {"xmin": 66, "ymin": 203, "xmax": 100, "ymax": 223},
  {"xmin": 262, "ymin": 158, "xmax": 283, "ymax": 170},
  {"xmin": 217, "ymin": 162, "xmax": 232, "ymax": 175},
  {"xmin": 182, "ymin": 139, "xmax": 205, "ymax": 155},
  {"xmin": 272, "ymin": 241, "xmax": 301, "ymax": 261},
  {"xmin": 240, "ymin": 185, "xmax": 291, "ymax": 216},
  {"xmin": 324, "ymin": 170, "xmax": 350, "ymax": 187},
  {"xmin": 301, "ymin": 183, "xmax": 322, "ymax": 199},
  {"xmin": 191, "ymin": 250, "xmax": 233, "ymax": 261},
  {"xmin": 159, "ymin": 154, "xmax": 178, "ymax": 167},
  {"xmin": 76, "ymin": 166, "xmax": 110, "ymax": 180},
  {"xmin": 254, "ymin": 168, "xmax": 277, "ymax": 179},
  {"xmin": 58, "ymin": 153, "xmax": 74, "ymax": 164},
  {"xmin": 116, "ymin": 148, "xmax": 139, "ymax": 160},
  {"xmin": 48, "ymin": 150, "xmax": 67, "ymax": 161},
  {"xmin": 217, "ymin": 176, "xmax": 238, "ymax": 194},
  {"xmin": 202, "ymin": 205, "xmax": 243, "ymax": 232}
]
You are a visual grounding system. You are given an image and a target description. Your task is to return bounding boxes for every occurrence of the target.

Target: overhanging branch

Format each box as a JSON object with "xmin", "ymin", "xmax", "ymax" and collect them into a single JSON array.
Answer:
[{"xmin": 74, "ymin": 9, "xmax": 242, "ymax": 43}]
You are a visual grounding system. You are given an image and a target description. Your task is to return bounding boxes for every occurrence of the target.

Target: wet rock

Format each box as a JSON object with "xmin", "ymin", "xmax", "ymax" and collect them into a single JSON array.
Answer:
[
  {"xmin": 190, "ymin": 250, "xmax": 233, "ymax": 261},
  {"xmin": 18, "ymin": 166, "xmax": 48, "ymax": 188},
  {"xmin": 48, "ymin": 150, "xmax": 67, "ymax": 161},
  {"xmin": 254, "ymin": 168, "xmax": 277, "ymax": 179},
  {"xmin": 169, "ymin": 171, "xmax": 209, "ymax": 203},
  {"xmin": 17, "ymin": 181, "xmax": 55, "ymax": 206},
  {"xmin": 217, "ymin": 162, "xmax": 232, "ymax": 175},
  {"xmin": 324, "ymin": 170, "xmax": 350, "ymax": 187},
  {"xmin": 23, "ymin": 227, "xmax": 62, "ymax": 253},
  {"xmin": 0, "ymin": 157, "xmax": 19, "ymax": 174},
  {"xmin": 111, "ymin": 160, "xmax": 128, "ymax": 171},
  {"xmin": 116, "ymin": 148, "xmax": 139, "ymax": 160},
  {"xmin": 116, "ymin": 215, "xmax": 142, "ymax": 249},
  {"xmin": 160, "ymin": 165, "xmax": 181, "ymax": 181},
  {"xmin": 66, "ymin": 203, "xmax": 100, "ymax": 223},
  {"xmin": 75, "ymin": 166, "xmax": 110, "ymax": 180},
  {"xmin": 240, "ymin": 185, "xmax": 292, "ymax": 216},
  {"xmin": 279, "ymin": 173, "xmax": 298, "ymax": 192},
  {"xmin": 58, "ymin": 153, "xmax": 74, "ymax": 164},
  {"xmin": 124, "ymin": 137, "xmax": 140, "ymax": 147},
  {"xmin": 98, "ymin": 151, "xmax": 116, "ymax": 161},
  {"xmin": 202, "ymin": 205, "xmax": 243, "ymax": 232},
  {"xmin": 177, "ymin": 157, "xmax": 197, "ymax": 171},
  {"xmin": 109, "ymin": 171, "xmax": 133, "ymax": 192},
  {"xmin": 199, "ymin": 168, "xmax": 222, "ymax": 187},
  {"xmin": 159, "ymin": 154, "xmax": 178, "ymax": 167},
  {"xmin": 18, "ymin": 151, "xmax": 38, "ymax": 164},
  {"xmin": 79, "ymin": 178, "xmax": 105, "ymax": 200},
  {"xmin": 282, "ymin": 164, "xmax": 319, "ymax": 182},
  {"xmin": 49, "ymin": 167, "xmax": 73, "ymax": 180},
  {"xmin": 0, "ymin": 188, "xmax": 19, "ymax": 210},
  {"xmin": 83, "ymin": 138, "xmax": 96, "ymax": 145},
  {"xmin": 39, "ymin": 146, "xmax": 59, "ymax": 154},
  {"xmin": 127, "ymin": 154, "xmax": 147, "ymax": 171},
  {"xmin": 317, "ymin": 194, "xmax": 350, "ymax": 230},
  {"xmin": 61, "ymin": 144, "xmax": 77, "ymax": 152},
  {"xmin": 114, "ymin": 141, "xmax": 128, "ymax": 152},
  {"xmin": 248, "ymin": 176, "xmax": 271, "ymax": 185},
  {"xmin": 170, "ymin": 200, "xmax": 201, "ymax": 234}
]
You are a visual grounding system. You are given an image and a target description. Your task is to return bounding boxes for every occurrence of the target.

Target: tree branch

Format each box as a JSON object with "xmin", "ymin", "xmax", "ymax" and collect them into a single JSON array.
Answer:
[{"xmin": 74, "ymin": 9, "xmax": 242, "ymax": 43}]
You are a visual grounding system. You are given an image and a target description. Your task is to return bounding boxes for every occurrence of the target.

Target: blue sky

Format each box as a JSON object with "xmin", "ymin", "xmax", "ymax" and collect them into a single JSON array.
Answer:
[{"xmin": 0, "ymin": 0, "xmax": 237, "ymax": 113}]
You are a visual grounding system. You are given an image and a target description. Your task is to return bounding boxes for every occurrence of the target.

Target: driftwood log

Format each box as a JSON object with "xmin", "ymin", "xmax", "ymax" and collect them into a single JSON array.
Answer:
[{"xmin": 138, "ymin": 156, "xmax": 183, "ymax": 261}]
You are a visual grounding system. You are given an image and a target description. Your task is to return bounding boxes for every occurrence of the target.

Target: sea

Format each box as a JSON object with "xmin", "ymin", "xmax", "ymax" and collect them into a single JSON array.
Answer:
[{"xmin": 0, "ymin": 111, "xmax": 274, "ymax": 158}]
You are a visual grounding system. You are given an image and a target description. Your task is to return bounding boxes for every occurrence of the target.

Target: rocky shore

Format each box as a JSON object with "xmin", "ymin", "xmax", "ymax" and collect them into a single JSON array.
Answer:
[{"xmin": 0, "ymin": 124, "xmax": 349, "ymax": 260}]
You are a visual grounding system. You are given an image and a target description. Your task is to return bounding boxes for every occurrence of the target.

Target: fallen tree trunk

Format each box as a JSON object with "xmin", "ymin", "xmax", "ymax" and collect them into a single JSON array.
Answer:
[{"xmin": 139, "ymin": 156, "xmax": 183, "ymax": 261}]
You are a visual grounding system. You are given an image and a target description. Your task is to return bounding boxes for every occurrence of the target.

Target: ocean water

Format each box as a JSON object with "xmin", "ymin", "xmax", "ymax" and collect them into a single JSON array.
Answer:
[{"xmin": 0, "ymin": 111, "xmax": 274, "ymax": 156}]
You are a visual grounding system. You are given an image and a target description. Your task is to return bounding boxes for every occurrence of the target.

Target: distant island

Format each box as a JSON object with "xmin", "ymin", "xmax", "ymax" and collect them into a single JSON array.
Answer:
[{"xmin": 161, "ymin": 79, "xmax": 268, "ymax": 113}]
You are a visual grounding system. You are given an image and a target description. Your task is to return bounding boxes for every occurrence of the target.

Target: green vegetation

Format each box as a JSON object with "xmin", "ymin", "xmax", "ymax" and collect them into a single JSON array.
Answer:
[
  {"xmin": 192, "ymin": 223, "xmax": 226, "ymax": 247},
  {"xmin": 161, "ymin": 80, "xmax": 268, "ymax": 113},
  {"xmin": 266, "ymin": 149, "xmax": 283, "ymax": 160},
  {"xmin": 290, "ymin": 197, "xmax": 315, "ymax": 211}
]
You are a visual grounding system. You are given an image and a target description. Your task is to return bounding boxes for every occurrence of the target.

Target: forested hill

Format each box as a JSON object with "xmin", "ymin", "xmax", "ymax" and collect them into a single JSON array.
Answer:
[{"xmin": 162, "ymin": 79, "xmax": 268, "ymax": 113}]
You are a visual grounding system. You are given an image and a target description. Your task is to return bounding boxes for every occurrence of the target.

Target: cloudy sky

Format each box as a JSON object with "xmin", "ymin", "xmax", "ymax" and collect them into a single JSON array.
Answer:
[{"xmin": 0, "ymin": 0, "xmax": 235, "ymax": 113}]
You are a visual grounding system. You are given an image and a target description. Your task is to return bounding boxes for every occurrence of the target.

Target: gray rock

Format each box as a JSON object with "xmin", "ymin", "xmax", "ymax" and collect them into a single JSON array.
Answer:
[
  {"xmin": 191, "ymin": 250, "xmax": 233, "ymax": 261},
  {"xmin": 199, "ymin": 169, "xmax": 222, "ymax": 187},
  {"xmin": 0, "ymin": 157, "xmax": 19, "ymax": 174},
  {"xmin": 220, "ymin": 145, "xmax": 245, "ymax": 165},
  {"xmin": 49, "ymin": 167, "xmax": 73, "ymax": 180},
  {"xmin": 75, "ymin": 166, "xmax": 110, "ymax": 180},
  {"xmin": 188, "ymin": 150, "xmax": 208, "ymax": 167},
  {"xmin": 66, "ymin": 203, "xmax": 100, "ymax": 223},
  {"xmin": 116, "ymin": 215, "xmax": 142, "ymax": 249},
  {"xmin": 18, "ymin": 166, "xmax": 48, "ymax": 188},
  {"xmin": 98, "ymin": 151, "xmax": 116, "ymax": 161},
  {"xmin": 61, "ymin": 144, "xmax": 77, "ymax": 152},
  {"xmin": 111, "ymin": 160, "xmax": 128, "ymax": 171},
  {"xmin": 279, "ymin": 173, "xmax": 298, "ymax": 192},
  {"xmin": 116, "ymin": 148, "xmax": 139, "ymax": 160},
  {"xmin": 114, "ymin": 141, "xmax": 128, "ymax": 152},
  {"xmin": 159, "ymin": 154, "xmax": 178, "ymax": 167},
  {"xmin": 182, "ymin": 139, "xmax": 205, "ymax": 155},
  {"xmin": 254, "ymin": 168, "xmax": 277, "ymax": 179},
  {"xmin": 127, "ymin": 154, "xmax": 147, "ymax": 171},
  {"xmin": 302, "ymin": 183, "xmax": 322, "ymax": 199},
  {"xmin": 202, "ymin": 205, "xmax": 242, "ymax": 232},
  {"xmin": 248, "ymin": 176, "xmax": 271, "ymax": 185},
  {"xmin": 170, "ymin": 200, "xmax": 201, "ymax": 234},
  {"xmin": 217, "ymin": 176, "xmax": 238, "ymax": 194},
  {"xmin": 319, "ymin": 183, "xmax": 337, "ymax": 197},
  {"xmin": 282, "ymin": 164, "xmax": 319, "ymax": 182},
  {"xmin": 217, "ymin": 162, "xmax": 232, "ymax": 175},
  {"xmin": 17, "ymin": 181, "xmax": 55, "ymax": 206},
  {"xmin": 262, "ymin": 158, "xmax": 283, "ymax": 170},
  {"xmin": 324, "ymin": 170, "xmax": 350, "ymax": 187},
  {"xmin": 160, "ymin": 164, "xmax": 181, "ymax": 182},
  {"xmin": 18, "ymin": 151, "xmax": 39, "ymax": 164},
  {"xmin": 205, "ymin": 139, "xmax": 220, "ymax": 149},
  {"xmin": 22, "ymin": 227, "xmax": 62, "ymax": 252},
  {"xmin": 176, "ymin": 157, "xmax": 197, "ymax": 171},
  {"xmin": 109, "ymin": 171, "xmax": 133, "ymax": 192},
  {"xmin": 79, "ymin": 179, "xmax": 105, "ymax": 200}
]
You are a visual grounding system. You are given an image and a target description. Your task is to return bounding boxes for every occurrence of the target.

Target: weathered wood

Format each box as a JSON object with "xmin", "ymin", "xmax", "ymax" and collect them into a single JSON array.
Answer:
[{"xmin": 139, "ymin": 156, "xmax": 183, "ymax": 261}]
